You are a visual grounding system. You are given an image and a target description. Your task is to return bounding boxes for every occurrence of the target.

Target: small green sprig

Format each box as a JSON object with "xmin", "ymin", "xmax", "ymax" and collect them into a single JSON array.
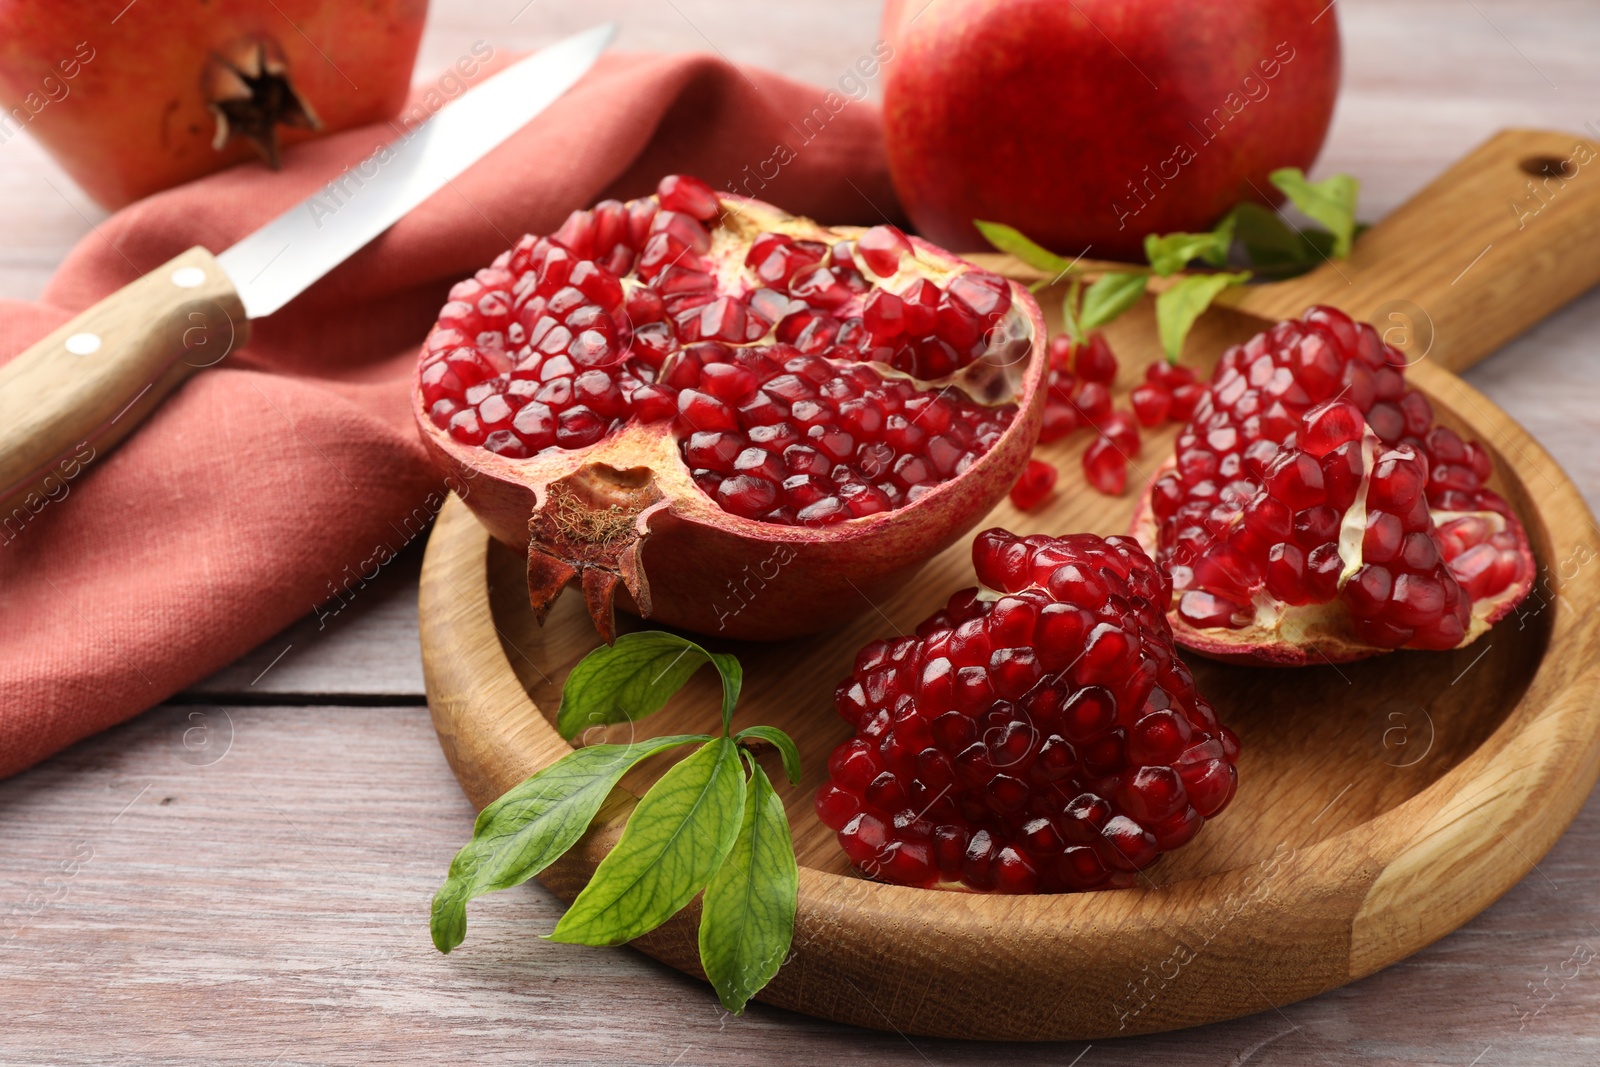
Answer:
[
  {"xmin": 431, "ymin": 631, "xmax": 800, "ymax": 1015},
  {"xmin": 974, "ymin": 167, "xmax": 1362, "ymax": 360}
]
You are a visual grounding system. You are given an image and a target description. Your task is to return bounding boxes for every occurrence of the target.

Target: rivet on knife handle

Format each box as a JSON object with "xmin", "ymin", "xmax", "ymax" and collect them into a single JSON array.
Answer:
[{"xmin": 0, "ymin": 246, "xmax": 247, "ymax": 522}]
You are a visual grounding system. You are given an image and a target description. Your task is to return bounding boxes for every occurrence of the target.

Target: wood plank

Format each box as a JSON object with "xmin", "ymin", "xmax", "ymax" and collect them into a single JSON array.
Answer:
[{"xmin": 3, "ymin": 703, "xmax": 1600, "ymax": 1064}]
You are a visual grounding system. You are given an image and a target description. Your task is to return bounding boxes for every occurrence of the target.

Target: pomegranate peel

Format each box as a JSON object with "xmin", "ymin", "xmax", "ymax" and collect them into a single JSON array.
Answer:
[
  {"xmin": 0, "ymin": 0, "xmax": 426, "ymax": 208},
  {"xmin": 416, "ymin": 177, "xmax": 1046, "ymax": 642},
  {"xmin": 1131, "ymin": 306, "xmax": 1536, "ymax": 665},
  {"xmin": 200, "ymin": 36, "xmax": 322, "ymax": 166}
]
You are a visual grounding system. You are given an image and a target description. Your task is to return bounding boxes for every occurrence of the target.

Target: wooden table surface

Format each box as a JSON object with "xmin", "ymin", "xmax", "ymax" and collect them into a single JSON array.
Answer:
[{"xmin": 6, "ymin": 2, "xmax": 1600, "ymax": 1064}]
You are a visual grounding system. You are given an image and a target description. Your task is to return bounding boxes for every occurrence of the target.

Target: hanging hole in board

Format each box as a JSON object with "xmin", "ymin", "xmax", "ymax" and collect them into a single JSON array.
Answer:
[{"xmin": 1519, "ymin": 156, "xmax": 1576, "ymax": 179}]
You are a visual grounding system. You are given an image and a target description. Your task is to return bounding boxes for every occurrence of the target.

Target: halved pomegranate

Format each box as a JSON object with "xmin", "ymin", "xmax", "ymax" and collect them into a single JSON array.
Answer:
[
  {"xmin": 1131, "ymin": 306, "xmax": 1536, "ymax": 665},
  {"xmin": 415, "ymin": 176, "xmax": 1045, "ymax": 641}
]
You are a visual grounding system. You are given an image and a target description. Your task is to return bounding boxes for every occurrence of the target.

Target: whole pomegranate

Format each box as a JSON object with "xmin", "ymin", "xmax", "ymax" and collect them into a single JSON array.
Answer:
[
  {"xmin": 416, "ymin": 176, "xmax": 1046, "ymax": 642},
  {"xmin": 880, "ymin": 0, "xmax": 1341, "ymax": 259},
  {"xmin": 1132, "ymin": 306, "xmax": 1536, "ymax": 665},
  {"xmin": 0, "ymin": 0, "xmax": 427, "ymax": 208},
  {"xmin": 816, "ymin": 529, "xmax": 1239, "ymax": 893}
]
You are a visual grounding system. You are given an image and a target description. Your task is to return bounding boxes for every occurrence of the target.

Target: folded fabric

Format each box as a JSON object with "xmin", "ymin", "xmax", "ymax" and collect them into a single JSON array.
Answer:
[{"xmin": 0, "ymin": 50, "xmax": 903, "ymax": 778}]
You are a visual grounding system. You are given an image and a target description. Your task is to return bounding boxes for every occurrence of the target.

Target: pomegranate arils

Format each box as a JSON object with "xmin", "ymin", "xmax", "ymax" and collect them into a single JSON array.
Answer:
[
  {"xmin": 419, "ymin": 175, "xmax": 1026, "ymax": 528},
  {"xmin": 1301, "ymin": 398, "xmax": 1364, "ymax": 458},
  {"xmin": 1131, "ymin": 382, "xmax": 1172, "ymax": 426},
  {"xmin": 1083, "ymin": 437, "xmax": 1126, "ymax": 495},
  {"xmin": 819, "ymin": 530, "xmax": 1239, "ymax": 892},
  {"xmin": 1071, "ymin": 381, "xmax": 1112, "ymax": 426},
  {"xmin": 656, "ymin": 174, "xmax": 721, "ymax": 220},
  {"xmin": 947, "ymin": 270, "xmax": 1012, "ymax": 320},
  {"xmin": 857, "ymin": 224, "xmax": 914, "ymax": 277},
  {"xmin": 1033, "ymin": 331, "xmax": 1191, "ymax": 498},
  {"xmin": 1074, "ymin": 332, "xmax": 1118, "ymax": 384},
  {"xmin": 1100, "ymin": 411, "xmax": 1141, "ymax": 457},
  {"xmin": 1009, "ymin": 458, "xmax": 1057, "ymax": 511},
  {"xmin": 1142, "ymin": 305, "xmax": 1535, "ymax": 660}
]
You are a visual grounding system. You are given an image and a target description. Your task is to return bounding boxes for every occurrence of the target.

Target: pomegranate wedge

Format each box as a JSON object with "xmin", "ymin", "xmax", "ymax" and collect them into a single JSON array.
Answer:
[{"xmin": 1132, "ymin": 306, "xmax": 1535, "ymax": 665}]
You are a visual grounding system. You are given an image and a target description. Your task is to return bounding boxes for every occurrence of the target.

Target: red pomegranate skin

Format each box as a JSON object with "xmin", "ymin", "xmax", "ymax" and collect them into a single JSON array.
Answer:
[
  {"xmin": 0, "ymin": 0, "xmax": 427, "ymax": 208},
  {"xmin": 881, "ymin": 0, "xmax": 1342, "ymax": 259}
]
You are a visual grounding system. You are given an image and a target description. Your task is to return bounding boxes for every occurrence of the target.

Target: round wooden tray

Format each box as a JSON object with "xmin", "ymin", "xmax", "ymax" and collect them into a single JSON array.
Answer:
[{"xmin": 420, "ymin": 335, "xmax": 1600, "ymax": 1039}]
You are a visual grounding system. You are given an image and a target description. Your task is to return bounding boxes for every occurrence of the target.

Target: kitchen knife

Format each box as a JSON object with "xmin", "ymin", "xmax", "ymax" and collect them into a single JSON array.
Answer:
[{"xmin": 0, "ymin": 23, "xmax": 615, "ymax": 516}]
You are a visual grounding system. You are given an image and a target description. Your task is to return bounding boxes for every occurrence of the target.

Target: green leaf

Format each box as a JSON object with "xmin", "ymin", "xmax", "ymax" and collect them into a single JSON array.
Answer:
[
  {"xmin": 549, "ymin": 736, "xmax": 747, "ymax": 946},
  {"xmin": 973, "ymin": 219, "xmax": 1076, "ymax": 277},
  {"xmin": 557, "ymin": 631, "xmax": 743, "ymax": 742},
  {"xmin": 699, "ymin": 758, "xmax": 798, "ymax": 1014},
  {"xmin": 1300, "ymin": 226, "xmax": 1338, "ymax": 260},
  {"xmin": 430, "ymin": 733, "xmax": 708, "ymax": 953},
  {"xmin": 1227, "ymin": 202, "xmax": 1315, "ymax": 269},
  {"xmin": 1143, "ymin": 215, "xmax": 1235, "ymax": 277},
  {"xmin": 1269, "ymin": 168, "xmax": 1360, "ymax": 257},
  {"xmin": 1060, "ymin": 276, "xmax": 1083, "ymax": 343},
  {"xmin": 1078, "ymin": 272, "xmax": 1148, "ymax": 332},
  {"xmin": 1155, "ymin": 272, "xmax": 1251, "ymax": 360},
  {"xmin": 735, "ymin": 725, "xmax": 802, "ymax": 786}
]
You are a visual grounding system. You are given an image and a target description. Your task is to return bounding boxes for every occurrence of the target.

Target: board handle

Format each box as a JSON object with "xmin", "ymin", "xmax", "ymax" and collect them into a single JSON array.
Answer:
[
  {"xmin": 1226, "ymin": 128, "xmax": 1600, "ymax": 372},
  {"xmin": 0, "ymin": 247, "xmax": 247, "ymax": 519}
]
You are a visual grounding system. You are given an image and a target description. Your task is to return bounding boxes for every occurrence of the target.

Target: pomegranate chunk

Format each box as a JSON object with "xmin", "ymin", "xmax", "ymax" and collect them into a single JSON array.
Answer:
[
  {"xmin": 1133, "ymin": 305, "xmax": 1535, "ymax": 664},
  {"xmin": 818, "ymin": 529, "xmax": 1239, "ymax": 892}
]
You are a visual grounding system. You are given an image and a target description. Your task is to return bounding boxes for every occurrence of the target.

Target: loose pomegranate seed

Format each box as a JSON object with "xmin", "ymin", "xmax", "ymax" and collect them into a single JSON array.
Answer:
[
  {"xmin": 1130, "ymin": 382, "xmax": 1171, "ymax": 426},
  {"xmin": 1072, "ymin": 381, "xmax": 1112, "ymax": 425},
  {"xmin": 1073, "ymin": 332, "xmax": 1118, "ymax": 384},
  {"xmin": 1100, "ymin": 411, "xmax": 1141, "ymax": 457},
  {"xmin": 1146, "ymin": 361, "xmax": 1197, "ymax": 389},
  {"xmin": 419, "ymin": 174, "xmax": 1025, "ymax": 528},
  {"xmin": 1046, "ymin": 334, "xmax": 1074, "ymax": 371},
  {"xmin": 1083, "ymin": 436, "xmax": 1126, "ymax": 495},
  {"xmin": 819, "ymin": 529, "xmax": 1240, "ymax": 892},
  {"xmin": 1039, "ymin": 354, "xmax": 1082, "ymax": 443},
  {"xmin": 1169, "ymin": 383, "xmax": 1206, "ymax": 421},
  {"xmin": 1144, "ymin": 305, "xmax": 1534, "ymax": 656},
  {"xmin": 1009, "ymin": 458, "xmax": 1057, "ymax": 510},
  {"xmin": 1040, "ymin": 401, "xmax": 1082, "ymax": 443}
]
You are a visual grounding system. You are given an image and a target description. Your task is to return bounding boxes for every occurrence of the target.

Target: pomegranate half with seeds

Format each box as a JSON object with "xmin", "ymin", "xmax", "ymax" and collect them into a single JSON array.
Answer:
[
  {"xmin": 816, "ymin": 529, "xmax": 1240, "ymax": 893},
  {"xmin": 1132, "ymin": 306, "xmax": 1536, "ymax": 665},
  {"xmin": 415, "ymin": 176, "xmax": 1045, "ymax": 641}
]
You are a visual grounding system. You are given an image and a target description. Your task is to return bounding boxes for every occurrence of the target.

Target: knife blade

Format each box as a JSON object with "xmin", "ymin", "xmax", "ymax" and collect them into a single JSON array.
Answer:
[
  {"xmin": 218, "ymin": 23, "xmax": 615, "ymax": 319},
  {"xmin": 0, "ymin": 24, "xmax": 615, "ymax": 518}
]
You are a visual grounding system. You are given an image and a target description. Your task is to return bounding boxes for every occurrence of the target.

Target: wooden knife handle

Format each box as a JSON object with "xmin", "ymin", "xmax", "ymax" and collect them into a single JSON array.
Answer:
[
  {"xmin": 0, "ymin": 247, "xmax": 247, "ymax": 522},
  {"xmin": 1227, "ymin": 128, "xmax": 1600, "ymax": 372}
]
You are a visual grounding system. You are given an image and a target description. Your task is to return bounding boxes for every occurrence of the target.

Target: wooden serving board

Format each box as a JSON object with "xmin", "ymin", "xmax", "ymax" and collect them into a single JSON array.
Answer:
[{"xmin": 419, "ymin": 131, "xmax": 1600, "ymax": 1040}]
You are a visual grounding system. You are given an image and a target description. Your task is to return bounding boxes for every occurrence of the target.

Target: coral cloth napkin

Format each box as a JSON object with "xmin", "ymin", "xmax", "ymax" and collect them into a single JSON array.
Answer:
[{"xmin": 0, "ymin": 51, "xmax": 903, "ymax": 777}]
